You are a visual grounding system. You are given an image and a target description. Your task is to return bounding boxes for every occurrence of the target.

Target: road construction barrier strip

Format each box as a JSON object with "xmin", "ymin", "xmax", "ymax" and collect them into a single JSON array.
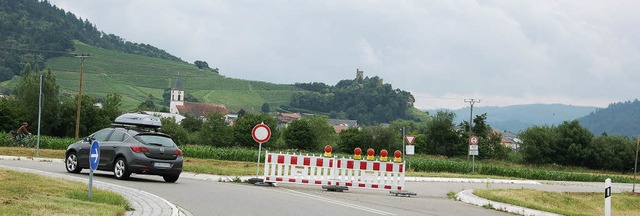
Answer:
[
  {"xmin": 263, "ymin": 152, "xmax": 405, "ymax": 191},
  {"xmin": 263, "ymin": 153, "xmax": 335, "ymax": 186},
  {"xmin": 332, "ymin": 158, "xmax": 404, "ymax": 190}
]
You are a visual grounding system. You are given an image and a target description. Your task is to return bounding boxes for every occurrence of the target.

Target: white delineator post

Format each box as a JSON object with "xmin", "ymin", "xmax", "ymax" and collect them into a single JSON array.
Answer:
[{"xmin": 605, "ymin": 178, "xmax": 611, "ymax": 216}]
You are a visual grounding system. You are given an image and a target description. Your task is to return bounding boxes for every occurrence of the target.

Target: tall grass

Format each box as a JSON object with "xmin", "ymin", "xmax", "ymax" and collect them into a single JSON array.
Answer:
[
  {"xmin": 409, "ymin": 157, "xmax": 636, "ymax": 183},
  {"xmin": 0, "ymin": 132, "xmax": 75, "ymax": 150}
]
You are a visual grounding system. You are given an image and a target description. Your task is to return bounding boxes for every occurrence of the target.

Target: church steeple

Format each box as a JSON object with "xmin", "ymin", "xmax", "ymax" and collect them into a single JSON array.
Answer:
[{"xmin": 170, "ymin": 76, "xmax": 185, "ymax": 114}]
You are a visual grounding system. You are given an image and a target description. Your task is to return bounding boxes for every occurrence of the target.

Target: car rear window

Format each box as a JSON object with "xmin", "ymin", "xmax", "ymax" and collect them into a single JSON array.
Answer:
[{"xmin": 134, "ymin": 135, "xmax": 177, "ymax": 147}]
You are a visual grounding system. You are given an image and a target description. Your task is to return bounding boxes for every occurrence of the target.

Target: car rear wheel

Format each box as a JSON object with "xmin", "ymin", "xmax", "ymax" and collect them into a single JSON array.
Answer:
[
  {"xmin": 114, "ymin": 157, "xmax": 131, "ymax": 180},
  {"xmin": 65, "ymin": 152, "xmax": 82, "ymax": 173},
  {"xmin": 163, "ymin": 174, "xmax": 180, "ymax": 183}
]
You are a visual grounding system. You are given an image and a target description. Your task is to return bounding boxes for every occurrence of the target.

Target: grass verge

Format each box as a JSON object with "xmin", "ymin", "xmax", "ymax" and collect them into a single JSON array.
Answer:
[
  {"xmin": 0, "ymin": 168, "xmax": 129, "ymax": 216},
  {"xmin": 474, "ymin": 188, "xmax": 640, "ymax": 215}
]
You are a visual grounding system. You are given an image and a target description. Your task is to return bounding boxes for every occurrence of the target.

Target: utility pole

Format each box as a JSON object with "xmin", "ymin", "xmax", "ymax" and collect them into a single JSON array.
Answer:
[
  {"xmin": 634, "ymin": 135, "xmax": 639, "ymax": 193},
  {"xmin": 464, "ymin": 99, "xmax": 480, "ymax": 132},
  {"xmin": 75, "ymin": 53, "xmax": 90, "ymax": 139},
  {"xmin": 464, "ymin": 98, "xmax": 480, "ymax": 163}
]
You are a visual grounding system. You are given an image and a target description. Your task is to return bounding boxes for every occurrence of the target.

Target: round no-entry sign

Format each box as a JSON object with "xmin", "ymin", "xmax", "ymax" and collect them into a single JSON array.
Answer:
[
  {"xmin": 469, "ymin": 136, "xmax": 479, "ymax": 145},
  {"xmin": 252, "ymin": 123, "xmax": 271, "ymax": 143}
]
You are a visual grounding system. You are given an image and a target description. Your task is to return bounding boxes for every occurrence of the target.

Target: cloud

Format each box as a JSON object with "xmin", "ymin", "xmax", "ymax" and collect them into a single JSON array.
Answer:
[{"xmin": 49, "ymin": 0, "xmax": 640, "ymax": 109}]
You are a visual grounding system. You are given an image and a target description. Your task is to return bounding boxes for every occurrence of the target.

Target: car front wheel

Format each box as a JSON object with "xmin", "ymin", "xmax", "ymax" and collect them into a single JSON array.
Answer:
[
  {"xmin": 163, "ymin": 174, "xmax": 180, "ymax": 183},
  {"xmin": 65, "ymin": 152, "xmax": 82, "ymax": 173},
  {"xmin": 114, "ymin": 157, "xmax": 131, "ymax": 180}
]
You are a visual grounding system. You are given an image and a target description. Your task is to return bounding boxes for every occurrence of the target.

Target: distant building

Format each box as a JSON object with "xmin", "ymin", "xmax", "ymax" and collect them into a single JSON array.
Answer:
[
  {"xmin": 497, "ymin": 130, "xmax": 522, "ymax": 150},
  {"xmin": 277, "ymin": 113, "xmax": 302, "ymax": 124},
  {"xmin": 225, "ymin": 114, "xmax": 238, "ymax": 125},
  {"xmin": 327, "ymin": 119, "xmax": 358, "ymax": 127},
  {"xmin": 327, "ymin": 119, "xmax": 358, "ymax": 133}
]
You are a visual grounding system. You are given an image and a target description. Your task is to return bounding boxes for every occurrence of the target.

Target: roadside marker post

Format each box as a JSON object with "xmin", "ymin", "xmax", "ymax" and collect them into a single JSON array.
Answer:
[
  {"xmin": 605, "ymin": 178, "xmax": 611, "ymax": 216},
  {"xmin": 89, "ymin": 140, "xmax": 100, "ymax": 198},
  {"xmin": 250, "ymin": 123, "xmax": 271, "ymax": 185}
]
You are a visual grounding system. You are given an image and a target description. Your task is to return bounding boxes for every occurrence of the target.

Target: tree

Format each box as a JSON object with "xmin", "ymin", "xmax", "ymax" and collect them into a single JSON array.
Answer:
[
  {"xmin": 233, "ymin": 113, "xmax": 278, "ymax": 148},
  {"xmin": 587, "ymin": 136, "xmax": 635, "ymax": 171},
  {"xmin": 181, "ymin": 114, "xmax": 203, "ymax": 132},
  {"xmin": 99, "ymin": 93, "xmax": 122, "ymax": 124},
  {"xmin": 519, "ymin": 125, "xmax": 558, "ymax": 164},
  {"xmin": 0, "ymin": 97, "xmax": 20, "ymax": 132},
  {"xmin": 237, "ymin": 108, "xmax": 246, "ymax": 118},
  {"xmin": 337, "ymin": 128, "xmax": 365, "ymax": 153},
  {"xmin": 359, "ymin": 126, "xmax": 400, "ymax": 153},
  {"xmin": 160, "ymin": 117, "xmax": 189, "ymax": 146},
  {"xmin": 478, "ymin": 131, "xmax": 510, "ymax": 160},
  {"xmin": 137, "ymin": 99, "xmax": 156, "ymax": 111},
  {"xmin": 261, "ymin": 102, "xmax": 270, "ymax": 113},
  {"xmin": 286, "ymin": 115, "xmax": 338, "ymax": 151},
  {"xmin": 198, "ymin": 112, "xmax": 233, "ymax": 147},
  {"xmin": 423, "ymin": 111, "xmax": 462, "ymax": 157},
  {"xmin": 284, "ymin": 119, "xmax": 316, "ymax": 151},
  {"xmin": 13, "ymin": 65, "xmax": 61, "ymax": 136},
  {"xmin": 554, "ymin": 120, "xmax": 593, "ymax": 166},
  {"xmin": 194, "ymin": 60, "xmax": 210, "ymax": 70}
]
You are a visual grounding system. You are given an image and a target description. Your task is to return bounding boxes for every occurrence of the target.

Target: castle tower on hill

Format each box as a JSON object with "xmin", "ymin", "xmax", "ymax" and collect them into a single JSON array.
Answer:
[
  {"xmin": 356, "ymin": 69, "xmax": 364, "ymax": 83},
  {"xmin": 169, "ymin": 77, "xmax": 184, "ymax": 114}
]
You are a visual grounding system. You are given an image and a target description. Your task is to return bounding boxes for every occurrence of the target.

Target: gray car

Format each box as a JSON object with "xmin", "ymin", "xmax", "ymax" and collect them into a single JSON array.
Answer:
[{"xmin": 64, "ymin": 114, "xmax": 183, "ymax": 183}]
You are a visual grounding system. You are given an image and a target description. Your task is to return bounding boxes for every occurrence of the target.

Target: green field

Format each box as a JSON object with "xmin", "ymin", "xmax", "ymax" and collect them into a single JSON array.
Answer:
[{"xmin": 8, "ymin": 40, "xmax": 308, "ymax": 111}]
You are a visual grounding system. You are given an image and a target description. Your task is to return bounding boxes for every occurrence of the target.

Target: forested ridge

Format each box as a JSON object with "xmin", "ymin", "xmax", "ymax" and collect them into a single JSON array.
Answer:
[
  {"xmin": 290, "ymin": 77, "xmax": 415, "ymax": 125},
  {"xmin": 0, "ymin": 0, "xmax": 182, "ymax": 81},
  {"xmin": 579, "ymin": 99, "xmax": 640, "ymax": 137}
]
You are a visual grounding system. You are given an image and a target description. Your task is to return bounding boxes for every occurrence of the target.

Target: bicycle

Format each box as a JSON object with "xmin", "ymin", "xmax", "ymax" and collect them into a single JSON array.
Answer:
[{"xmin": 9, "ymin": 131, "xmax": 33, "ymax": 147}]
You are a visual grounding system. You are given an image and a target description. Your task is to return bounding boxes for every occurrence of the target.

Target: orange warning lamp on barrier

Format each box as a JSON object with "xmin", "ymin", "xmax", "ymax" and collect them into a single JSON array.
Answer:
[
  {"xmin": 394, "ymin": 150, "xmax": 402, "ymax": 162},
  {"xmin": 366, "ymin": 148, "xmax": 375, "ymax": 161},
  {"xmin": 353, "ymin": 147, "xmax": 362, "ymax": 160},
  {"xmin": 324, "ymin": 145, "xmax": 332, "ymax": 157},
  {"xmin": 379, "ymin": 149, "xmax": 388, "ymax": 162}
]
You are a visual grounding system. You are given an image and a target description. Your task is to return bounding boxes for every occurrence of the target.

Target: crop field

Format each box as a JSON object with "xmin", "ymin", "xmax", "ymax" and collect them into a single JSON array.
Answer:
[{"xmin": 34, "ymin": 40, "xmax": 307, "ymax": 111}]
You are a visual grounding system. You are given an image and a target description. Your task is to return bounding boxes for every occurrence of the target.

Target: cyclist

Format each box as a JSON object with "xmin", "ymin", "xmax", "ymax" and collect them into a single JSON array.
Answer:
[{"xmin": 16, "ymin": 122, "xmax": 31, "ymax": 146}]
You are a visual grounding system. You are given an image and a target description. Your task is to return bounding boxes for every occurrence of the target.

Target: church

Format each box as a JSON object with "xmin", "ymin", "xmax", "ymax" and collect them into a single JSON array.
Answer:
[
  {"xmin": 145, "ymin": 76, "xmax": 229, "ymax": 123},
  {"xmin": 169, "ymin": 77, "xmax": 228, "ymax": 118}
]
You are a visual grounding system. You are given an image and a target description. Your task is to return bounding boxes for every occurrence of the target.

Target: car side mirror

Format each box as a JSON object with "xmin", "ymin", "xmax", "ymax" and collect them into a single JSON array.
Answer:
[{"xmin": 83, "ymin": 137, "xmax": 93, "ymax": 142}]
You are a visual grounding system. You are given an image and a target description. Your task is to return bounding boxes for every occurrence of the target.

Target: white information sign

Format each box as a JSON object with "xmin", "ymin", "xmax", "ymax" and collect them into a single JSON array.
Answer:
[
  {"xmin": 469, "ymin": 147, "xmax": 478, "ymax": 156},
  {"xmin": 406, "ymin": 145, "xmax": 415, "ymax": 155}
]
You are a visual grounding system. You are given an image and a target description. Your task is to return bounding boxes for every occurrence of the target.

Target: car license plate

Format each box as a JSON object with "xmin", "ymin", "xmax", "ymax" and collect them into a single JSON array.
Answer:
[{"xmin": 154, "ymin": 162, "xmax": 171, "ymax": 168}]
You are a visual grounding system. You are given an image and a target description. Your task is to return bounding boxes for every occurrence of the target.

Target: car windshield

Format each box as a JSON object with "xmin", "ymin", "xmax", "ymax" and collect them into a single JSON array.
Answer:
[{"xmin": 135, "ymin": 135, "xmax": 176, "ymax": 147}]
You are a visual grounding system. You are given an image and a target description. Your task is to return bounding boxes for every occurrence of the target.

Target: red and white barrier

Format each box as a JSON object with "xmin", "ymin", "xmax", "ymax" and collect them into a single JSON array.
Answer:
[
  {"xmin": 263, "ymin": 152, "xmax": 335, "ymax": 186},
  {"xmin": 262, "ymin": 152, "xmax": 405, "ymax": 191},
  {"xmin": 332, "ymin": 158, "xmax": 405, "ymax": 190}
]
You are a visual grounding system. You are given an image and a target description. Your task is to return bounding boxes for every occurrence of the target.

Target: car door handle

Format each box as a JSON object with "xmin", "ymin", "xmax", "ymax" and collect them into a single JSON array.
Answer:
[{"xmin": 112, "ymin": 146, "xmax": 117, "ymax": 148}]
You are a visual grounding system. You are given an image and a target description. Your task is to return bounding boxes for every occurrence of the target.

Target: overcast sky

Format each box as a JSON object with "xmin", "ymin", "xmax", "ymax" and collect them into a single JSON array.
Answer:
[{"xmin": 48, "ymin": 0, "xmax": 640, "ymax": 110}]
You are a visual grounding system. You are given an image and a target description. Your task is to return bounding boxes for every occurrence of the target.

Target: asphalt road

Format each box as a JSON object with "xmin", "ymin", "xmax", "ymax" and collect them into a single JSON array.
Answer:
[{"xmin": 1, "ymin": 158, "xmax": 632, "ymax": 216}]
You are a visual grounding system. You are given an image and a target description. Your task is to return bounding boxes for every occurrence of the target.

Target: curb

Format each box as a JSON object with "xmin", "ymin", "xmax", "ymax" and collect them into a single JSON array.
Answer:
[
  {"xmin": 180, "ymin": 173, "xmax": 542, "ymax": 185},
  {"xmin": 0, "ymin": 156, "xmax": 191, "ymax": 216},
  {"xmin": 456, "ymin": 189, "xmax": 561, "ymax": 216},
  {"xmin": 404, "ymin": 177, "xmax": 540, "ymax": 184}
]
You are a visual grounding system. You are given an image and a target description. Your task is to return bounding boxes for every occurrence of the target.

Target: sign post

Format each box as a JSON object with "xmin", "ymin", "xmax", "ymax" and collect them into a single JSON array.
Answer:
[
  {"xmin": 468, "ymin": 136, "xmax": 479, "ymax": 172},
  {"xmin": 252, "ymin": 123, "xmax": 271, "ymax": 179},
  {"xmin": 405, "ymin": 135, "xmax": 415, "ymax": 155},
  {"xmin": 405, "ymin": 135, "xmax": 415, "ymax": 171},
  {"xmin": 605, "ymin": 178, "xmax": 611, "ymax": 216},
  {"xmin": 89, "ymin": 140, "xmax": 100, "ymax": 199}
]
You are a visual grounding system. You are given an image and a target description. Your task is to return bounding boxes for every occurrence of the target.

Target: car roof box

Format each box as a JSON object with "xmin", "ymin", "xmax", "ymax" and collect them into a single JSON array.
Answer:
[{"xmin": 113, "ymin": 113, "xmax": 162, "ymax": 128}]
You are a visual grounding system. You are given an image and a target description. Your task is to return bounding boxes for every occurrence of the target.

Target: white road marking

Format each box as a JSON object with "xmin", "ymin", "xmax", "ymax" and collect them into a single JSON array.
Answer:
[{"xmin": 282, "ymin": 188, "xmax": 396, "ymax": 215}]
